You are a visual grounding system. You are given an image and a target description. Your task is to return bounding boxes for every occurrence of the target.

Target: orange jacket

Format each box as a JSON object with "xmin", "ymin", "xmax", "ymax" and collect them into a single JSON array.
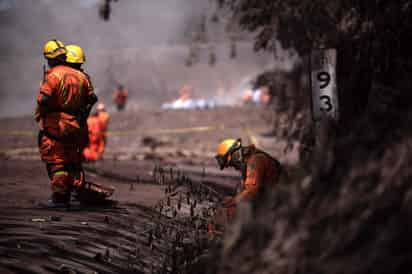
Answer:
[
  {"xmin": 113, "ymin": 89, "xmax": 128, "ymax": 105},
  {"xmin": 36, "ymin": 65, "xmax": 94, "ymax": 124},
  {"xmin": 35, "ymin": 65, "xmax": 93, "ymax": 143},
  {"xmin": 97, "ymin": 111, "xmax": 110, "ymax": 132},
  {"xmin": 36, "ymin": 65, "xmax": 94, "ymax": 164},
  {"xmin": 233, "ymin": 147, "xmax": 281, "ymax": 204},
  {"xmin": 83, "ymin": 115, "xmax": 105, "ymax": 161}
]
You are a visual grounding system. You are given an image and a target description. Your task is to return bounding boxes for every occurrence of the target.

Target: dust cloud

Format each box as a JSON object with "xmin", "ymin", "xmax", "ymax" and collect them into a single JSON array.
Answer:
[{"xmin": 0, "ymin": 0, "xmax": 287, "ymax": 117}]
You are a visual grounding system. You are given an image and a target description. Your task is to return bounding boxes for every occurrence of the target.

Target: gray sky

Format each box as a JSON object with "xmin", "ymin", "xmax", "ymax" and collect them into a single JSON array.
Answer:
[{"xmin": 0, "ymin": 0, "xmax": 277, "ymax": 117}]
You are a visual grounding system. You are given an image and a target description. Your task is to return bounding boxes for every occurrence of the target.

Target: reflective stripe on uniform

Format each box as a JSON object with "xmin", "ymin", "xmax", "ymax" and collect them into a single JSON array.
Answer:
[{"xmin": 53, "ymin": 171, "xmax": 69, "ymax": 176}]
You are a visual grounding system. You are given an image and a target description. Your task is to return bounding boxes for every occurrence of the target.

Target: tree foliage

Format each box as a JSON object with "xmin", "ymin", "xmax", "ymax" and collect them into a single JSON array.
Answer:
[{"xmin": 222, "ymin": 0, "xmax": 412, "ymax": 124}]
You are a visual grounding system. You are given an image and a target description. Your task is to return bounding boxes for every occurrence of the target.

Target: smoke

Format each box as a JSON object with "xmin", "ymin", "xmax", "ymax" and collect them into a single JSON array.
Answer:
[
  {"xmin": 0, "ymin": 0, "xmax": 287, "ymax": 117},
  {"xmin": 0, "ymin": 0, "xmax": 15, "ymax": 11}
]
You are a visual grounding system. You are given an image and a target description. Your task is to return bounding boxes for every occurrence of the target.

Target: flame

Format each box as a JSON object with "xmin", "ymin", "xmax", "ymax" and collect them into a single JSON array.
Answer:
[
  {"xmin": 241, "ymin": 86, "xmax": 271, "ymax": 105},
  {"xmin": 177, "ymin": 85, "xmax": 192, "ymax": 102}
]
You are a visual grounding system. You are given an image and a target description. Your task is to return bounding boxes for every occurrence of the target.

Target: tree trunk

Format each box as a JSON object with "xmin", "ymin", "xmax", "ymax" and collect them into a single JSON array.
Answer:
[{"xmin": 336, "ymin": 39, "xmax": 373, "ymax": 126}]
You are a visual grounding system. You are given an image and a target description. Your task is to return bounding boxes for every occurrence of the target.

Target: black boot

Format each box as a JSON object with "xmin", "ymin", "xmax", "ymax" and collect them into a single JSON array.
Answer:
[{"xmin": 47, "ymin": 192, "xmax": 71, "ymax": 208}]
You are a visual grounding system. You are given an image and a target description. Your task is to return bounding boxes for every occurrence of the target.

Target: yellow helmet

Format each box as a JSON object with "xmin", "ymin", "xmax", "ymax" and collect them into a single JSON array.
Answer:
[
  {"xmin": 65, "ymin": 44, "xmax": 85, "ymax": 64},
  {"xmin": 215, "ymin": 138, "xmax": 242, "ymax": 170},
  {"xmin": 43, "ymin": 39, "xmax": 66, "ymax": 59}
]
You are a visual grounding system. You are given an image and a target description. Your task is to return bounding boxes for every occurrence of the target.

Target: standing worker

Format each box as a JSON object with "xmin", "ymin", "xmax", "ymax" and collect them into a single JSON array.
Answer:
[
  {"xmin": 83, "ymin": 111, "xmax": 105, "ymax": 161},
  {"xmin": 214, "ymin": 138, "xmax": 284, "ymax": 218},
  {"xmin": 113, "ymin": 84, "xmax": 128, "ymax": 111},
  {"xmin": 35, "ymin": 40, "xmax": 112, "ymax": 207},
  {"xmin": 83, "ymin": 103, "xmax": 109, "ymax": 161},
  {"xmin": 96, "ymin": 103, "xmax": 110, "ymax": 148}
]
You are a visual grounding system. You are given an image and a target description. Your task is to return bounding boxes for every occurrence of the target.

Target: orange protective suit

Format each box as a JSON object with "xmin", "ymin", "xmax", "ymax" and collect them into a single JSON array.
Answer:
[
  {"xmin": 113, "ymin": 87, "xmax": 128, "ymax": 111},
  {"xmin": 234, "ymin": 148, "xmax": 281, "ymax": 203},
  {"xmin": 97, "ymin": 110, "xmax": 110, "ymax": 132},
  {"xmin": 97, "ymin": 110, "xmax": 110, "ymax": 147},
  {"xmin": 224, "ymin": 146, "xmax": 282, "ymax": 219},
  {"xmin": 35, "ymin": 64, "xmax": 94, "ymax": 196},
  {"xmin": 83, "ymin": 115, "xmax": 105, "ymax": 161}
]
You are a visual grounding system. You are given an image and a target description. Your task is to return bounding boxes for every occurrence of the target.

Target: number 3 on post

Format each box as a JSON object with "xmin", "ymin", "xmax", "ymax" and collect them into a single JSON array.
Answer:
[{"xmin": 319, "ymin": 95, "xmax": 332, "ymax": 112}]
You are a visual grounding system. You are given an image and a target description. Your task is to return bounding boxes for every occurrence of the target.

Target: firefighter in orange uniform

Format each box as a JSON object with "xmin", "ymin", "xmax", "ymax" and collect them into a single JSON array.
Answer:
[
  {"xmin": 113, "ymin": 84, "xmax": 128, "ymax": 111},
  {"xmin": 35, "ymin": 40, "xmax": 102, "ymax": 207},
  {"xmin": 215, "ymin": 138, "xmax": 283, "ymax": 219},
  {"xmin": 96, "ymin": 103, "xmax": 110, "ymax": 148},
  {"xmin": 83, "ymin": 112, "xmax": 105, "ymax": 161},
  {"xmin": 83, "ymin": 103, "xmax": 109, "ymax": 161}
]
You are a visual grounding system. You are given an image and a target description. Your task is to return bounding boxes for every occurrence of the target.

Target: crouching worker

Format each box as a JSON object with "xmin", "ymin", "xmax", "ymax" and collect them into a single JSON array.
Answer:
[
  {"xmin": 35, "ymin": 40, "xmax": 114, "ymax": 208},
  {"xmin": 214, "ymin": 138, "xmax": 284, "ymax": 222}
]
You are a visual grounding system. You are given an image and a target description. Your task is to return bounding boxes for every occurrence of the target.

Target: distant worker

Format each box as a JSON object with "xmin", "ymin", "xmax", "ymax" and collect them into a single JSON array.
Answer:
[
  {"xmin": 83, "ymin": 111, "xmax": 105, "ymax": 161},
  {"xmin": 35, "ymin": 41, "xmax": 112, "ymax": 207},
  {"xmin": 96, "ymin": 103, "xmax": 110, "ymax": 131},
  {"xmin": 96, "ymin": 103, "xmax": 110, "ymax": 148},
  {"xmin": 113, "ymin": 84, "xmax": 128, "ymax": 111},
  {"xmin": 215, "ymin": 138, "xmax": 284, "ymax": 218}
]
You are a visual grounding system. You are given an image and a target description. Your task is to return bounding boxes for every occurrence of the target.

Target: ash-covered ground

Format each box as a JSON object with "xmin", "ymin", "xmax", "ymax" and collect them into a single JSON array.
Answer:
[
  {"xmin": 0, "ymin": 106, "xmax": 299, "ymax": 274},
  {"xmin": 2, "ymin": 99, "xmax": 411, "ymax": 274}
]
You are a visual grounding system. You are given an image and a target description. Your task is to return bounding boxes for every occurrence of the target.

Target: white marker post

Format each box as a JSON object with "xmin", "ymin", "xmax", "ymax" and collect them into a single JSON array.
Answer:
[{"xmin": 310, "ymin": 48, "xmax": 339, "ymax": 121}]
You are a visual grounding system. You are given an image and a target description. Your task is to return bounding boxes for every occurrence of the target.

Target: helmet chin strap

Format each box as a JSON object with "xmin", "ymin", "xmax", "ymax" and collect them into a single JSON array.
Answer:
[{"xmin": 229, "ymin": 147, "xmax": 244, "ymax": 170}]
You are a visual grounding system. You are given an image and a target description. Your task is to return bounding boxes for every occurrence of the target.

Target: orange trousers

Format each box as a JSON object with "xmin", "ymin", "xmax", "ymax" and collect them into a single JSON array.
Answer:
[
  {"xmin": 38, "ymin": 131, "xmax": 85, "ymax": 195},
  {"xmin": 46, "ymin": 163, "xmax": 85, "ymax": 195}
]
